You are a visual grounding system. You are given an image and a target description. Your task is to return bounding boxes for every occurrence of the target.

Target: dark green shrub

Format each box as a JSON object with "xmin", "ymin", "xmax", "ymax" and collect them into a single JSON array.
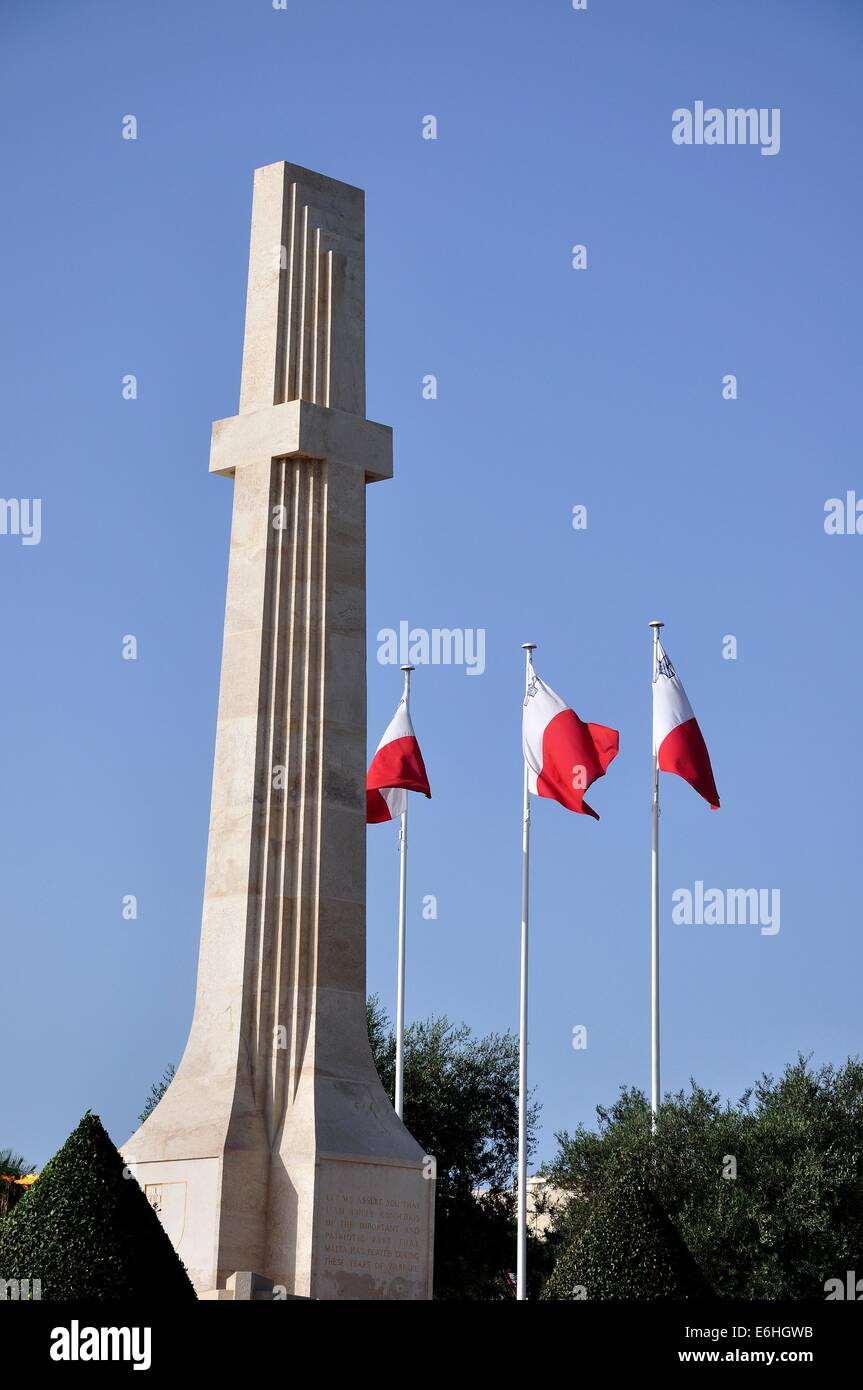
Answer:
[
  {"xmin": 542, "ymin": 1163, "xmax": 713, "ymax": 1300},
  {"xmin": 0, "ymin": 1112, "xmax": 196, "ymax": 1300}
]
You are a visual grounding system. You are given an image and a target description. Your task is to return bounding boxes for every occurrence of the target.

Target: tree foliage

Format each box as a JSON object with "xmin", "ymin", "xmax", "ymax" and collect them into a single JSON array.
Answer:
[
  {"xmin": 542, "ymin": 1160, "xmax": 712, "ymax": 1300},
  {"xmin": 545, "ymin": 1056, "xmax": 863, "ymax": 1299},
  {"xmin": 0, "ymin": 1111, "xmax": 196, "ymax": 1300},
  {"xmin": 0, "ymin": 1149, "xmax": 34, "ymax": 1179},
  {"xmin": 0, "ymin": 1150, "xmax": 36, "ymax": 1221},
  {"xmin": 137, "ymin": 1064, "xmax": 176, "ymax": 1126}
]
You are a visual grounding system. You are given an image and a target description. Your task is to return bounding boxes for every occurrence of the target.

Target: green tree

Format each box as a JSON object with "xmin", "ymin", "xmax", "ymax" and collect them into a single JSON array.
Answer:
[
  {"xmin": 545, "ymin": 1056, "xmax": 863, "ymax": 1300},
  {"xmin": 0, "ymin": 1111, "xmax": 197, "ymax": 1300},
  {"xmin": 0, "ymin": 1149, "xmax": 34, "ymax": 1179},
  {"xmin": 367, "ymin": 997, "xmax": 548, "ymax": 1299},
  {"xmin": 542, "ymin": 1160, "xmax": 712, "ymax": 1300},
  {"xmin": 138, "ymin": 1063, "xmax": 176, "ymax": 1125},
  {"xmin": 0, "ymin": 1149, "xmax": 36, "ymax": 1220}
]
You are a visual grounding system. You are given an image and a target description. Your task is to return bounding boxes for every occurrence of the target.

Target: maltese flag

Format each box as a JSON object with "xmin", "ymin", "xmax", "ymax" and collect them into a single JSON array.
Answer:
[
  {"xmin": 366, "ymin": 694, "xmax": 431, "ymax": 824},
  {"xmin": 653, "ymin": 641, "xmax": 720, "ymax": 809},
  {"xmin": 522, "ymin": 670, "xmax": 619, "ymax": 820}
]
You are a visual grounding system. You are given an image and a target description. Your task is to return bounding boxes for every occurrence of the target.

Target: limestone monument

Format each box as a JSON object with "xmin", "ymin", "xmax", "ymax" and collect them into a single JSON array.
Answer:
[{"xmin": 122, "ymin": 162, "xmax": 435, "ymax": 1300}]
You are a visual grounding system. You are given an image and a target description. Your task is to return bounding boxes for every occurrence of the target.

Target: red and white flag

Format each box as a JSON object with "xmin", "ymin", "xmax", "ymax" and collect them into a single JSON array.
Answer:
[
  {"xmin": 522, "ymin": 669, "xmax": 619, "ymax": 820},
  {"xmin": 366, "ymin": 694, "xmax": 431, "ymax": 824},
  {"xmin": 653, "ymin": 641, "xmax": 719, "ymax": 809}
]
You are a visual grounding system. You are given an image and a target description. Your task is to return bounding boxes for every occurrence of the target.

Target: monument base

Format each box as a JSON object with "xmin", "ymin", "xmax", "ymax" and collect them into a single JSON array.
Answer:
[
  {"xmin": 313, "ymin": 1154, "xmax": 433, "ymax": 1300},
  {"xmin": 124, "ymin": 1149, "xmax": 434, "ymax": 1301}
]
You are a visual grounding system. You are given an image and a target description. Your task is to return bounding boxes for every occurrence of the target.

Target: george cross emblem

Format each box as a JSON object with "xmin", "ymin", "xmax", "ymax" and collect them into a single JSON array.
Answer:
[{"xmin": 524, "ymin": 675, "xmax": 538, "ymax": 707}]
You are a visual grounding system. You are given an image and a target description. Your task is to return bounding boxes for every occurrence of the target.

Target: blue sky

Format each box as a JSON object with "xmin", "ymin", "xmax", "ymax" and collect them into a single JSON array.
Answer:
[{"xmin": 1, "ymin": 0, "xmax": 861, "ymax": 1170}]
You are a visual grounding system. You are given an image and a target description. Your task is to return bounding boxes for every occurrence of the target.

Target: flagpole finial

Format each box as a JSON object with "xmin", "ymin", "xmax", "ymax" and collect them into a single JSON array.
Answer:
[
  {"xmin": 648, "ymin": 620, "xmax": 664, "ymax": 629},
  {"xmin": 400, "ymin": 664, "xmax": 415, "ymax": 672},
  {"xmin": 521, "ymin": 642, "xmax": 537, "ymax": 651}
]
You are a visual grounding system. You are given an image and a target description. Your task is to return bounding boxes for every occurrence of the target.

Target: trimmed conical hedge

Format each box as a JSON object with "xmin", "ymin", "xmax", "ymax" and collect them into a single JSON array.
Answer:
[
  {"xmin": 0, "ymin": 1112, "xmax": 196, "ymax": 1300},
  {"xmin": 542, "ymin": 1164, "xmax": 713, "ymax": 1300}
]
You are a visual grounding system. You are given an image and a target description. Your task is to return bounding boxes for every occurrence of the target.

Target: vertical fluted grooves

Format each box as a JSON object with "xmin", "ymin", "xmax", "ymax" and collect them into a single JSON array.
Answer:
[
  {"xmin": 277, "ymin": 181, "xmax": 333, "ymax": 409},
  {"xmin": 248, "ymin": 456, "xmax": 327, "ymax": 1140}
]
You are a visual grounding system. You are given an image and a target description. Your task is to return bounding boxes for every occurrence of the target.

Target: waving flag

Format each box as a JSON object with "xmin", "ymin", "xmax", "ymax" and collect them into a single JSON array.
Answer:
[
  {"xmin": 652, "ymin": 640, "xmax": 719, "ymax": 808},
  {"xmin": 366, "ymin": 692, "xmax": 431, "ymax": 824},
  {"xmin": 522, "ymin": 668, "xmax": 619, "ymax": 820},
  {"xmin": 515, "ymin": 644, "xmax": 619, "ymax": 1300},
  {"xmin": 368, "ymin": 670, "xmax": 431, "ymax": 1123}
]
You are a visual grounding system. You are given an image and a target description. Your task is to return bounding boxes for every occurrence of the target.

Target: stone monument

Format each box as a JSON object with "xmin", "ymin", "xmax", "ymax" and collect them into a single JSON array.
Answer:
[{"xmin": 122, "ymin": 162, "xmax": 435, "ymax": 1301}]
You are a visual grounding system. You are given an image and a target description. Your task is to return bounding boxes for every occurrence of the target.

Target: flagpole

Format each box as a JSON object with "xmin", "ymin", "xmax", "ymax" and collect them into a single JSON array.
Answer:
[
  {"xmin": 649, "ymin": 620, "xmax": 664, "ymax": 1127},
  {"xmin": 394, "ymin": 663, "xmax": 414, "ymax": 1121},
  {"xmin": 517, "ymin": 641, "xmax": 536, "ymax": 1301}
]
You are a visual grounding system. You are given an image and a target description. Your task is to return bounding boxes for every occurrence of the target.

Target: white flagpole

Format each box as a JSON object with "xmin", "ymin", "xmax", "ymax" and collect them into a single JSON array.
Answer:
[
  {"xmin": 649, "ymin": 620, "xmax": 664, "ymax": 1127},
  {"xmin": 394, "ymin": 663, "xmax": 414, "ymax": 1120},
  {"xmin": 517, "ymin": 641, "xmax": 536, "ymax": 1301}
]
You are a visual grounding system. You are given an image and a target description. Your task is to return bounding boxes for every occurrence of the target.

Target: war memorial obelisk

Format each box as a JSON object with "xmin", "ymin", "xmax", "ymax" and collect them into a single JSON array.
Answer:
[{"xmin": 122, "ymin": 162, "xmax": 435, "ymax": 1300}]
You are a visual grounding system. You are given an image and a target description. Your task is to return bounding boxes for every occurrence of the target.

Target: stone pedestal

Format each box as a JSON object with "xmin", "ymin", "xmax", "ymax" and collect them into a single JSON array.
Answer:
[{"xmin": 122, "ymin": 163, "xmax": 434, "ymax": 1300}]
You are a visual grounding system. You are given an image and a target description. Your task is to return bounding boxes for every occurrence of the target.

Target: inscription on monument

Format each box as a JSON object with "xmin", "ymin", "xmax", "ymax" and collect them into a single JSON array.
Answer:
[{"xmin": 321, "ymin": 1189, "xmax": 422, "ymax": 1280}]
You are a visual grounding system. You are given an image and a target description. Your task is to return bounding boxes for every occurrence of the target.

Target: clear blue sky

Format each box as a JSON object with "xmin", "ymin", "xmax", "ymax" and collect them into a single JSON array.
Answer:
[{"xmin": 2, "ymin": 0, "xmax": 861, "ymax": 1170}]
